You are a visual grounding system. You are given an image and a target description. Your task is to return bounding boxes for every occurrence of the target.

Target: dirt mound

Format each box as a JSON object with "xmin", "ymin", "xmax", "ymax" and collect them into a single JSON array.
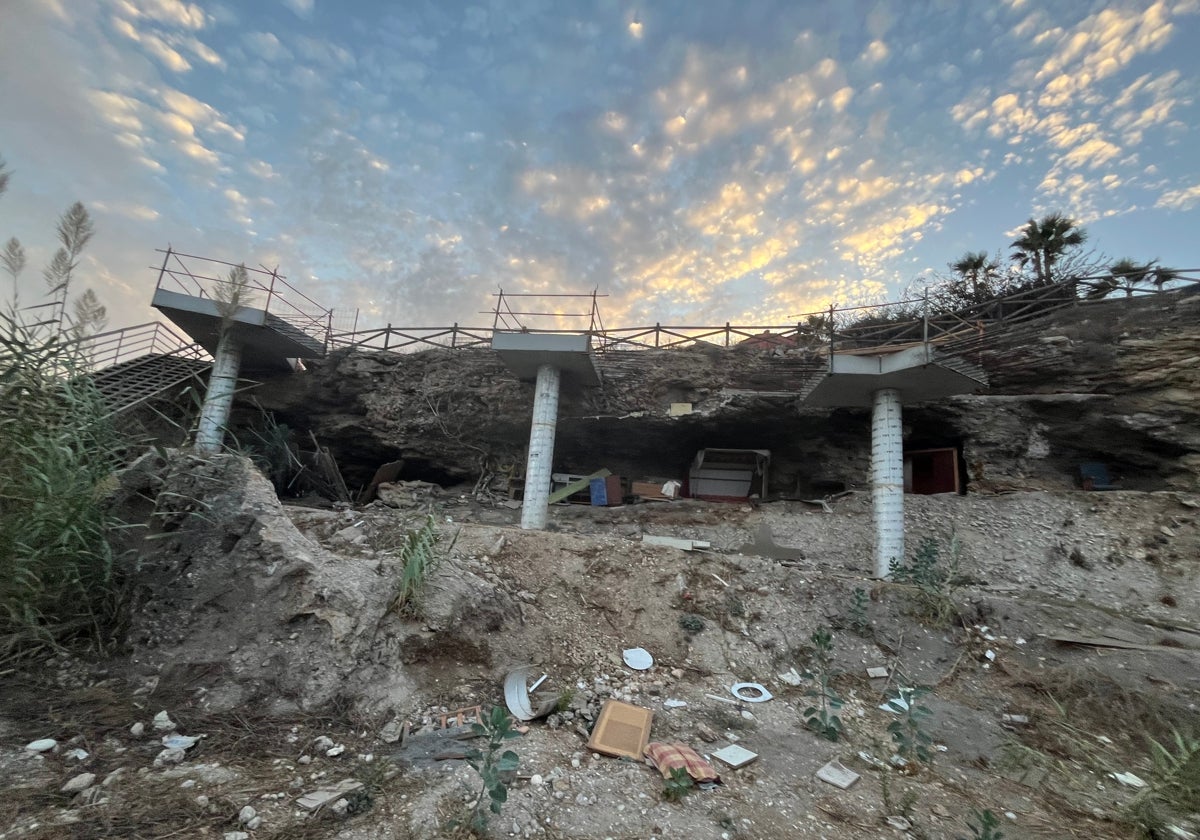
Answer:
[{"xmin": 2, "ymin": 453, "xmax": 1199, "ymax": 839}]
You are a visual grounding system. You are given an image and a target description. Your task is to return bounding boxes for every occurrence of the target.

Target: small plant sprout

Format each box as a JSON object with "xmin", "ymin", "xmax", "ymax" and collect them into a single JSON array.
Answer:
[
  {"xmin": 885, "ymin": 686, "xmax": 935, "ymax": 766},
  {"xmin": 390, "ymin": 515, "xmax": 455, "ymax": 616},
  {"xmin": 463, "ymin": 706, "xmax": 521, "ymax": 833},
  {"xmin": 803, "ymin": 627, "xmax": 845, "ymax": 742},
  {"xmin": 662, "ymin": 766, "xmax": 695, "ymax": 802},
  {"xmin": 959, "ymin": 808, "xmax": 1005, "ymax": 840},
  {"xmin": 848, "ymin": 586, "xmax": 870, "ymax": 634}
]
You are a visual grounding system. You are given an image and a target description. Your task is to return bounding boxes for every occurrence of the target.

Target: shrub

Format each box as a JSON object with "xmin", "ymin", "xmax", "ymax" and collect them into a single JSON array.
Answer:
[{"xmin": 0, "ymin": 314, "xmax": 127, "ymax": 661}]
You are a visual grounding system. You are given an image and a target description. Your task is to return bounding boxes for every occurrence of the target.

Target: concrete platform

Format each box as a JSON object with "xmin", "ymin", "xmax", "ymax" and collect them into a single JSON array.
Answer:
[
  {"xmin": 153, "ymin": 288, "xmax": 325, "ymax": 371},
  {"xmin": 492, "ymin": 332, "xmax": 601, "ymax": 386},
  {"xmin": 801, "ymin": 345, "xmax": 986, "ymax": 407}
]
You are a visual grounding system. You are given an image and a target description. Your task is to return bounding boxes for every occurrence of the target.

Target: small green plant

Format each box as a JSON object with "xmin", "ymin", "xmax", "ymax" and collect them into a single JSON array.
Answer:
[
  {"xmin": 958, "ymin": 808, "xmax": 1005, "ymax": 840},
  {"xmin": 463, "ymin": 706, "xmax": 521, "ymax": 833},
  {"xmin": 679, "ymin": 613, "xmax": 705, "ymax": 634},
  {"xmin": 555, "ymin": 687, "xmax": 575, "ymax": 713},
  {"xmin": 802, "ymin": 627, "xmax": 844, "ymax": 742},
  {"xmin": 1146, "ymin": 728, "xmax": 1200, "ymax": 811},
  {"xmin": 1127, "ymin": 727, "xmax": 1200, "ymax": 837},
  {"xmin": 389, "ymin": 515, "xmax": 452, "ymax": 615},
  {"xmin": 889, "ymin": 537, "xmax": 961, "ymax": 627},
  {"xmin": 847, "ymin": 586, "xmax": 870, "ymax": 634},
  {"xmin": 885, "ymin": 686, "xmax": 935, "ymax": 766},
  {"xmin": 662, "ymin": 766, "xmax": 695, "ymax": 802}
]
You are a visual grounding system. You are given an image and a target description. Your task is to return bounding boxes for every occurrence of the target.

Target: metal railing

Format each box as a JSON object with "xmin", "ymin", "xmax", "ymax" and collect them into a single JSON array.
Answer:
[
  {"xmin": 73, "ymin": 321, "xmax": 210, "ymax": 371},
  {"xmin": 153, "ymin": 246, "xmax": 334, "ymax": 350},
  {"xmin": 326, "ymin": 271, "xmax": 1199, "ymax": 356}
]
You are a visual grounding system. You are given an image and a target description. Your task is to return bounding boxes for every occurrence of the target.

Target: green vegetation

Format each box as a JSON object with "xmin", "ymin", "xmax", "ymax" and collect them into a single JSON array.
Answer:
[
  {"xmin": 389, "ymin": 514, "xmax": 452, "ymax": 616},
  {"xmin": 889, "ymin": 536, "xmax": 961, "ymax": 628},
  {"xmin": 885, "ymin": 686, "xmax": 935, "ymax": 767},
  {"xmin": 679, "ymin": 612, "xmax": 705, "ymax": 634},
  {"xmin": 847, "ymin": 585, "xmax": 870, "ymax": 634},
  {"xmin": 0, "ymin": 155, "xmax": 126, "ymax": 663},
  {"xmin": 802, "ymin": 626, "xmax": 844, "ymax": 742},
  {"xmin": 959, "ymin": 808, "xmax": 1005, "ymax": 840},
  {"xmin": 1127, "ymin": 728, "xmax": 1200, "ymax": 838},
  {"xmin": 463, "ymin": 706, "xmax": 521, "ymax": 833},
  {"xmin": 661, "ymin": 767, "xmax": 695, "ymax": 802}
]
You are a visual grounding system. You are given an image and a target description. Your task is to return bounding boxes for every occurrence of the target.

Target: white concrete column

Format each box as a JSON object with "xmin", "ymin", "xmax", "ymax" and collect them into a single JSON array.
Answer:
[
  {"xmin": 871, "ymin": 387, "xmax": 904, "ymax": 578},
  {"xmin": 520, "ymin": 363, "xmax": 561, "ymax": 530},
  {"xmin": 195, "ymin": 329, "xmax": 243, "ymax": 455}
]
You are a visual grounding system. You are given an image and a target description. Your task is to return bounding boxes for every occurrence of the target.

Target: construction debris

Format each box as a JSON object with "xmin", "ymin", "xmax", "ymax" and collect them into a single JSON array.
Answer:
[
  {"xmin": 587, "ymin": 700, "xmax": 653, "ymax": 760},
  {"xmin": 712, "ymin": 744, "xmax": 759, "ymax": 769},
  {"xmin": 816, "ymin": 760, "xmax": 861, "ymax": 789}
]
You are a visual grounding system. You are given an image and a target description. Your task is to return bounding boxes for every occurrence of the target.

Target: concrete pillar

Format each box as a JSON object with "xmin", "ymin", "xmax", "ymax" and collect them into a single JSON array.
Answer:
[
  {"xmin": 195, "ymin": 329, "xmax": 243, "ymax": 455},
  {"xmin": 871, "ymin": 387, "xmax": 904, "ymax": 578},
  {"xmin": 520, "ymin": 363, "xmax": 561, "ymax": 530}
]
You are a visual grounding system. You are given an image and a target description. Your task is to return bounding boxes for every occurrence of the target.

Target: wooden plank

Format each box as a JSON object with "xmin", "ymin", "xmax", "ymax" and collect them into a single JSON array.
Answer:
[
  {"xmin": 1048, "ymin": 633, "xmax": 1195, "ymax": 652},
  {"xmin": 546, "ymin": 469, "xmax": 611, "ymax": 505}
]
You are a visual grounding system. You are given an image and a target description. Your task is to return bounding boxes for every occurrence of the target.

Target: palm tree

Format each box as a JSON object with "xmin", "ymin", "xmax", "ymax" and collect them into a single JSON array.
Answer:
[
  {"xmin": 1107, "ymin": 258, "xmax": 1153, "ymax": 298},
  {"xmin": 1010, "ymin": 213, "xmax": 1087, "ymax": 286},
  {"xmin": 950, "ymin": 251, "xmax": 1000, "ymax": 302}
]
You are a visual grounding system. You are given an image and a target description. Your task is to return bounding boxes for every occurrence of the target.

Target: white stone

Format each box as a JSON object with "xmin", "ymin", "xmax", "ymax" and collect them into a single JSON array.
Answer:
[
  {"xmin": 153, "ymin": 711, "xmax": 176, "ymax": 732},
  {"xmin": 154, "ymin": 748, "xmax": 186, "ymax": 766},
  {"xmin": 238, "ymin": 805, "xmax": 257, "ymax": 824},
  {"xmin": 129, "ymin": 722, "xmax": 145, "ymax": 738},
  {"xmin": 24, "ymin": 739, "xmax": 56, "ymax": 753},
  {"xmin": 61, "ymin": 773, "xmax": 96, "ymax": 794}
]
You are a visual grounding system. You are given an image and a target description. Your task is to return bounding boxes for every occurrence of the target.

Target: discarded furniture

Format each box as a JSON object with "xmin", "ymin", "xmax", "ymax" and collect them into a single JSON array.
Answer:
[
  {"xmin": 688, "ymin": 448, "xmax": 770, "ymax": 500},
  {"xmin": 588, "ymin": 700, "xmax": 653, "ymax": 760},
  {"xmin": 589, "ymin": 475, "xmax": 623, "ymax": 506}
]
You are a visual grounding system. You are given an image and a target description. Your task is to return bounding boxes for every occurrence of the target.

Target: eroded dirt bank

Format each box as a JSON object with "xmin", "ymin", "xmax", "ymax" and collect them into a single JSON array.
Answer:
[{"xmin": 1, "ymin": 453, "xmax": 1197, "ymax": 839}]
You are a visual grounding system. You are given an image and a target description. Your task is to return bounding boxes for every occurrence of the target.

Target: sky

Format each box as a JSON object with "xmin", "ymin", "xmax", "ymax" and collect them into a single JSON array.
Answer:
[{"xmin": 1, "ymin": 0, "xmax": 1198, "ymax": 334}]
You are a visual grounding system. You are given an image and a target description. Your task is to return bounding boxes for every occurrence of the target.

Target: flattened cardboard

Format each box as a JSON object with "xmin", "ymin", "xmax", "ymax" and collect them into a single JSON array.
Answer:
[{"xmin": 587, "ymin": 700, "xmax": 653, "ymax": 760}]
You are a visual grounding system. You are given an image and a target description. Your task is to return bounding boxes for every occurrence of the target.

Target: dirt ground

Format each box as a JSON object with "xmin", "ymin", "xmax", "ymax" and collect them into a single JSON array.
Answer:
[{"xmin": 1, "ymin": 473, "xmax": 1199, "ymax": 840}]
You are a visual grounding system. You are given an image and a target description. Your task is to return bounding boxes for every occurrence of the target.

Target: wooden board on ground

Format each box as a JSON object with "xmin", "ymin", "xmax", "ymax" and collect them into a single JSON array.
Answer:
[
  {"xmin": 587, "ymin": 700, "xmax": 653, "ymax": 760},
  {"xmin": 1048, "ymin": 633, "xmax": 1196, "ymax": 652}
]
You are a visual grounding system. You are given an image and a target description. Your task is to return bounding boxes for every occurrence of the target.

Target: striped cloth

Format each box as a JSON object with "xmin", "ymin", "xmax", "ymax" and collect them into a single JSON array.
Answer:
[{"xmin": 644, "ymin": 741, "xmax": 721, "ymax": 784}]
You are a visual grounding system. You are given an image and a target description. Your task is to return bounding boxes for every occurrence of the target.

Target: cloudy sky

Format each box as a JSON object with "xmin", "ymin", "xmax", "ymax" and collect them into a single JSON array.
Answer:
[{"xmin": 1, "ymin": 0, "xmax": 1197, "ymax": 333}]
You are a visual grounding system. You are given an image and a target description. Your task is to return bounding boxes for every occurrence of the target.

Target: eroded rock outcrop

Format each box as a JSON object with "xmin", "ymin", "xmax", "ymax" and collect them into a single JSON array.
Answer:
[{"xmin": 245, "ymin": 288, "xmax": 1200, "ymax": 494}]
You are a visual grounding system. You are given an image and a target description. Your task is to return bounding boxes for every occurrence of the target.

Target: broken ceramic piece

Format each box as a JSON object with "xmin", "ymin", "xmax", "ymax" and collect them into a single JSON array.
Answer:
[
  {"xmin": 622, "ymin": 648, "xmax": 654, "ymax": 670},
  {"xmin": 712, "ymin": 744, "xmax": 758, "ymax": 769},
  {"xmin": 729, "ymin": 682, "xmax": 772, "ymax": 703}
]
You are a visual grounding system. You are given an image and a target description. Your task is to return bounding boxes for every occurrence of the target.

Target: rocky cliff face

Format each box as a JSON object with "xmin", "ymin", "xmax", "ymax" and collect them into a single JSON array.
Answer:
[{"xmin": 245, "ymin": 287, "xmax": 1200, "ymax": 496}]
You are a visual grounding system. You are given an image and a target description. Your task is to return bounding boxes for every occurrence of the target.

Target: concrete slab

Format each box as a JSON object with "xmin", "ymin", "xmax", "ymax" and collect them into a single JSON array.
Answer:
[
  {"xmin": 801, "ymin": 346, "xmax": 986, "ymax": 407},
  {"xmin": 491, "ymin": 331, "xmax": 601, "ymax": 385},
  {"xmin": 153, "ymin": 288, "xmax": 325, "ymax": 370}
]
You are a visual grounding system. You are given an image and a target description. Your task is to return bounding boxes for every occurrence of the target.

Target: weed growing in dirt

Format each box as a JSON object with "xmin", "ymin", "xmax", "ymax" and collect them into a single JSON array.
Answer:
[
  {"xmin": 847, "ymin": 586, "xmax": 870, "ymax": 634},
  {"xmin": 958, "ymin": 808, "xmax": 1005, "ymax": 840},
  {"xmin": 885, "ymin": 686, "xmax": 935, "ymax": 766},
  {"xmin": 802, "ymin": 627, "xmax": 844, "ymax": 741},
  {"xmin": 463, "ymin": 705, "xmax": 520, "ymax": 833},
  {"xmin": 662, "ymin": 767, "xmax": 695, "ymax": 802},
  {"xmin": 390, "ymin": 515, "xmax": 456, "ymax": 616},
  {"xmin": 679, "ymin": 613, "xmax": 706, "ymax": 634},
  {"xmin": 889, "ymin": 536, "xmax": 962, "ymax": 627},
  {"xmin": 1127, "ymin": 728, "xmax": 1200, "ymax": 838}
]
